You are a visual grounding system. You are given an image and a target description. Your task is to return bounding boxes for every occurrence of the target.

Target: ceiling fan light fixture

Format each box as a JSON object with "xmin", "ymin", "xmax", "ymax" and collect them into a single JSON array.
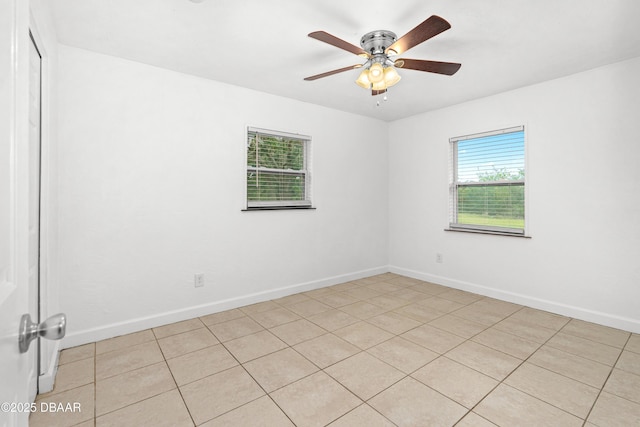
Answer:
[
  {"xmin": 383, "ymin": 66, "xmax": 401, "ymax": 87},
  {"xmin": 355, "ymin": 69, "xmax": 372, "ymax": 89},
  {"xmin": 368, "ymin": 62, "xmax": 384, "ymax": 83}
]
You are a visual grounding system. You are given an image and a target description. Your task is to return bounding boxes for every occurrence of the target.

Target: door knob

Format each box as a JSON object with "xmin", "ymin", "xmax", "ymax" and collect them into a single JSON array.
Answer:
[{"xmin": 18, "ymin": 313, "xmax": 66, "ymax": 353}]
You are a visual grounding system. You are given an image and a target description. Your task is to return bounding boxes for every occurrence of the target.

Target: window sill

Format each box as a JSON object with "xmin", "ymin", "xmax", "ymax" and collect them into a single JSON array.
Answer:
[
  {"xmin": 445, "ymin": 228, "xmax": 531, "ymax": 238},
  {"xmin": 242, "ymin": 206, "xmax": 316, "ymax": 212}
]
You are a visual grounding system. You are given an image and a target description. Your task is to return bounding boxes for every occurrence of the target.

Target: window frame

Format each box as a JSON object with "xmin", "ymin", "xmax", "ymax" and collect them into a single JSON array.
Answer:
[
  {"xmin": 448, "ymin": 125, "xmax": 528, "ymax": 237},
  {"xmin": 244, "ymin": 126, "xmax": 313, "ymax": 210}
]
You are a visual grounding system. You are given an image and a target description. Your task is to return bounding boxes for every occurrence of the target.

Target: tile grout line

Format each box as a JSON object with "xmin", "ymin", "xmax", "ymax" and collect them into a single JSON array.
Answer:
[
  {"xmin": 91, "ymin": 362, "xmax": 179, "ymax": 422},
  {"xmin": 460, "ymin": 307, "xmax": 567, "ymax": 410},
  {"xmin": 305, "ymin": 283, "xmax": 479, "ymax": 425},
  {"xmin": 215, "ymin": 325, "xmax": 306, "ymax": 427},
  {"xmin": 93, "ymin": 329, "xmax": 194, "ymax": 424},
  {"xmin": 405, "ymin": 304, "xmax": 533, "ymax": 425},
  {"xmin": 580, "ymin": 333, "xmax": 634, "ymax": 427},
  {"xmin": 206, "ymin": 279, "xmax": 406, "ymax": 426},
  {"xmin": 328, "ymin": 289, "xmax": 513, "ymax": 425},
  {"xmin": 285, "ymin": 290, "xmax": 408, "ymax": 427},
  {"xmin": 157, "ymin": 330, "xmax": 198, "ymax": 427},
  {"xmin": 198, "ymin": 291, "xmax": 448, "ymax": 425},
  {"xmin": 462, "ymin": 312, "xmax": 620, "ymax": 424}
]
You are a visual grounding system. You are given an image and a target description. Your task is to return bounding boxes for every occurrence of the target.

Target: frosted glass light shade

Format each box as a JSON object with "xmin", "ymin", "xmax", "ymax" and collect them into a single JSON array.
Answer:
[
  {"xmin": 368, "ymin": 63, "xmax": 384, "ymax": 83},
  {"xmin": 371, "ymin": 80, "xmax": 387, "ymax": 91},
  {"xmin": 384, "ymin": 66, "xmax": 401, "ymax": 87},
  {"xmin": 355, "ymin": 69, "xmax": 371, "ymax": 89}
]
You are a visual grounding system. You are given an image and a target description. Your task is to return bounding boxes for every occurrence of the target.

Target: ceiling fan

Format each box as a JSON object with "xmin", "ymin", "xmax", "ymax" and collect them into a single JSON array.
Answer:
[{"xmin": 304, "ymin": 15, "xmax": 461, "ymax": 96}]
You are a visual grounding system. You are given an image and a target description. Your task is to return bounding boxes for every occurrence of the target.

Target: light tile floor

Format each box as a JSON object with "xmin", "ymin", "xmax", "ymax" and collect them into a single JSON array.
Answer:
[{"xmin": 30, "ymin": 273, "xmax": 640, "ymax": 426}]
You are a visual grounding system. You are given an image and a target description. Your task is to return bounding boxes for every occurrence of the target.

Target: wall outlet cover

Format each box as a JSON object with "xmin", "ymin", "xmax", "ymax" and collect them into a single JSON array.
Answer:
[{"xmin": 194, "ymin": 273, "xmax": 205, "ymax": 287}]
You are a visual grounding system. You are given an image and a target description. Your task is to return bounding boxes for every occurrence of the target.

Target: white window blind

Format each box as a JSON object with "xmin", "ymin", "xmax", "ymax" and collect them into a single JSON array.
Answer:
[
  {"xmin": 449, "ymin": 126, "xmax": 525, "ymax": 235},
  {"xmin": 246, "ymin": 127, "xmax": 312, "ymax": 208}
]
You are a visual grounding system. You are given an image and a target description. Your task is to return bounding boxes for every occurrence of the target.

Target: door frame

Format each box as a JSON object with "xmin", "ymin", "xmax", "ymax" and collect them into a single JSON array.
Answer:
[{"xmin": 29, "ymin": 9, "xmax": 58, "ymax": 394}]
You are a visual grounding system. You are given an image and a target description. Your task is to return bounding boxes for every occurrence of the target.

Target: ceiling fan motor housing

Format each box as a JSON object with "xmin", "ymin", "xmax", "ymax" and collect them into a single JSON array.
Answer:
[{"xmin": 360, "ymin": 30, "xmax": 397, "ymax": 55}]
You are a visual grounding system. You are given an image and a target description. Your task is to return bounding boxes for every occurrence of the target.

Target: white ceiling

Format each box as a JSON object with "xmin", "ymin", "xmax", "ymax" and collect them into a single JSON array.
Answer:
[{"xmin": 48, "ymin": 0, "xmax": 640, "ymax": 121}]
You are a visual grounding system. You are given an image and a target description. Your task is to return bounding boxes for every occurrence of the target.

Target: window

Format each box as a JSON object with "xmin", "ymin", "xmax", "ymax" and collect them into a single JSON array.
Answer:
[
  {"xmin": 246, "ymin": 127, "xmax": 312, "ymax": 209},
  {"xmin": 449, "ymin": 126, "xmax": 526, "ymax": 235}
]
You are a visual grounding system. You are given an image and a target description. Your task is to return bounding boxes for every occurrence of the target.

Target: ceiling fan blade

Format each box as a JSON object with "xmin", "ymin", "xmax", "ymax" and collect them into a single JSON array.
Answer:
[
  {"xmin": 308, "ymin": 31, "xmax": 369, "ymax": 57},
  {"xmin": 396, "ymin": 58, "xmax": 461, "ymax": 75},
  {"xmin": 304, "ymin": 64, "xmax": 362, "ymax": 81},
  {"xmin": 372, "ymin": 89, "xmax": 387, "ymax": 96},
  {"xmin": 386, "ymin": 15, "xmax": 451, "ymax": 55}
]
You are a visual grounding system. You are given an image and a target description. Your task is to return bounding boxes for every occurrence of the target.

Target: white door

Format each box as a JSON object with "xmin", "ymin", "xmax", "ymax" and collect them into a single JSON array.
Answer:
[{"xmin": 0, "ymin": 2, "xmax": 41, "ymax": 425}]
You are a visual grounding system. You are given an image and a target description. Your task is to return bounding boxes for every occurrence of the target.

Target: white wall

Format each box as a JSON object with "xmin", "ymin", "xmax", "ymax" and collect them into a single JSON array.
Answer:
[
  {"xmin": 389, "ymin": 56, "xmax": 640, "ymax": 333},
  {"xmin": 56, "ymin": 44, "xmax": 640, "ymax": 346},
  {"xmin": 57, "ymin": 46, "xmax": 389, "ymax": 346}
]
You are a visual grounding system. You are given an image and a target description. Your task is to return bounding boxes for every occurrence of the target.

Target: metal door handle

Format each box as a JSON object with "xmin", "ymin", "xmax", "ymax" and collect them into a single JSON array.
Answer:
[{"xmin": 18, "ymin": 313, "xmax": 66, "ymax": 353}]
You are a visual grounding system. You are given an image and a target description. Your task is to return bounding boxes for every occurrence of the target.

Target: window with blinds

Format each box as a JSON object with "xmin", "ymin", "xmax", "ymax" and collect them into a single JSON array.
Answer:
[
  {"xmin": 246, "ymin": 127, "xmax": 312, "ymax": 209},
  {"xmin": 449, "ymin": 126, "xmax": 526, "ymax": 235}
]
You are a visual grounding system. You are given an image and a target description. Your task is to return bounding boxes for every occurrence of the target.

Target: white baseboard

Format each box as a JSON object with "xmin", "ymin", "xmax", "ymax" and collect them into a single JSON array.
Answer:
[
  {"xmin": 390, "ymin": 265, "xmax": 640, "ymax": 334},
  {"xmin": 38, "ymin": 340, "xmax": 61, "ymax": 393},
  {"xmin": 61, "ymin": 266, "xmax": 389, "ymax": 349}
]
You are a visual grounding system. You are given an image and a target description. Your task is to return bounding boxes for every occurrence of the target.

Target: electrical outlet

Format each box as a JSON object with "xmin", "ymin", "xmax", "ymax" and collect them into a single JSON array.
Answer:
[
  {"xmin": 436, "ymin": 253, "xmax": 443, "ymax": 263},
  {"xmin": 194, "ymin": 273, "xmax": 205, "ymax": 288}
]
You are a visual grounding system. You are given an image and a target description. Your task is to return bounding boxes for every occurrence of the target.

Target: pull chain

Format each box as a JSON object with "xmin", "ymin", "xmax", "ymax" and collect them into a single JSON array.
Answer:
[{"xmin": 376, "ymin": 93, "xmax": 389, "ymax": 107}]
